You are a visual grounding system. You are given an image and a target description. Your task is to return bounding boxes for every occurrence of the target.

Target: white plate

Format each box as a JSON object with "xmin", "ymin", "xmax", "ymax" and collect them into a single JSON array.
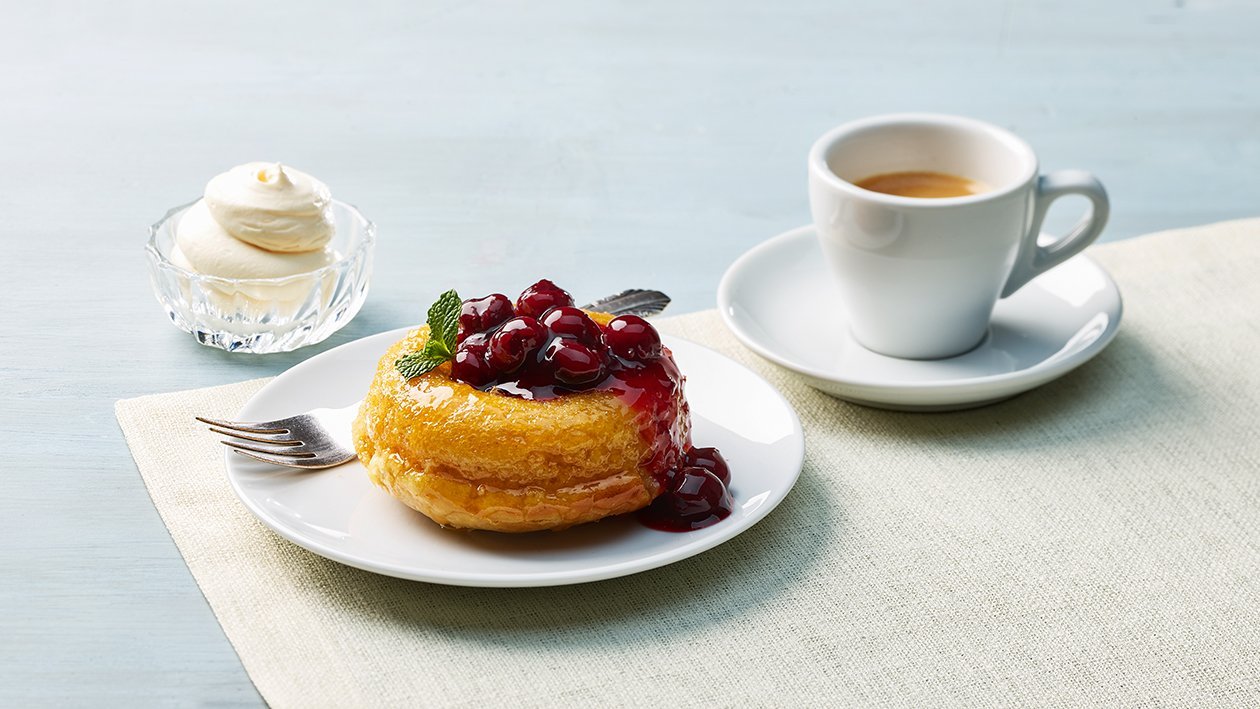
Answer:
[
  {"xmin": 718, "ymin": 225, "xmax": 1123, "ymax": 411},
  {"xmin": 225, "ymin": 329, "xmax": 804, "ymax": 587}
]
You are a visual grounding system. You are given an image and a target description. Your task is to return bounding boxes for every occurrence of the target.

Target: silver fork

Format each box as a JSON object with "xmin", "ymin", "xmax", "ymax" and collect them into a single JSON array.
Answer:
[
  {"xmin": 198, "ymin": 404, "xmax": 361, "ymax": 469},
  {"xmin": 203, "ymin": 289, "xmax": 671, "ymax": 469}
]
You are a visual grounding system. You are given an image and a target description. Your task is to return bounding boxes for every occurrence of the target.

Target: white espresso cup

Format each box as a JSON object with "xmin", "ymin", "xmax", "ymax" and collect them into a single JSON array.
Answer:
[{"xmin": 808, "ymin": 113, "xmax": 1109, "ymax": 360}]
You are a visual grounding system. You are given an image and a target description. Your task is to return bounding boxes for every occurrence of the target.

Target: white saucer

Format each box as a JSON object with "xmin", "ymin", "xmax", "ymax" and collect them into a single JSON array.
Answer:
[
  {"xmin": 717, "ymin": 225, "xmax": 1123, "ymax": 411},
  {"xmin": 225, "ymin": 329, "xmax": 804, "ymax": 587}
]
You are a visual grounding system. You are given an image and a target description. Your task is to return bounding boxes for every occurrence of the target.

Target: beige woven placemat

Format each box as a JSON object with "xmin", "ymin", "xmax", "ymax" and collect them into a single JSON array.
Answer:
[{"xmin": 117, "ymin": 219, "xmax": 1260, "ymax": 708}]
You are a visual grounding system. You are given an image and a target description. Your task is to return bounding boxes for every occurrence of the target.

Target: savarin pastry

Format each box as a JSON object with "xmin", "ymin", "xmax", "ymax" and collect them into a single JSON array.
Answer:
[{"xmin": 352, "ymin": 279, "xmax": 734, "ymax": 533}]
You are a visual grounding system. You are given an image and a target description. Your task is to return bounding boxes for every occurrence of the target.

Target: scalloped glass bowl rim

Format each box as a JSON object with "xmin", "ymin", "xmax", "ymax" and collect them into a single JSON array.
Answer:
[{"xmin": 145, "ymin": 198, "xmax": 376, "ymax": 287}]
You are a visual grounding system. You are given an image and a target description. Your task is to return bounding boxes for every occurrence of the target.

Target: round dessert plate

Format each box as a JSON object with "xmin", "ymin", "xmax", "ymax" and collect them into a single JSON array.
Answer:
[
  {"xmin": 225, "ymin": 329, "xmax": 804, "ymax": 587},
  {"xmin": 718, "ymin": 225, "xmax": 1123, "ymax": 411}
]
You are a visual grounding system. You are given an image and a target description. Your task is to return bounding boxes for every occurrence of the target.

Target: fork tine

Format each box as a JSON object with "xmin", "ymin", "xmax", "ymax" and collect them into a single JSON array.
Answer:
[
  {"xmin": 196, "ymin": 416, "xmax": 288, "ymax": 434},
  {"xmin": 207, "ymin": 426, "xmax": 301, "ymax": 445},
  {"xmin": 231, "ymin": 448, "xmax": 319, "ymax": 468},
  {"xmin": 219, "ymin": 440, "xmax": 316, "ymax": 458},
  {"xmin": 231, "ymin": 448, "xmax": 352, "ymax": 470}
]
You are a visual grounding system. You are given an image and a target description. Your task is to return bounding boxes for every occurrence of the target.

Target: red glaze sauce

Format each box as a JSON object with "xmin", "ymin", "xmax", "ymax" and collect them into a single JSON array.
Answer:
[
  {"xmin": 492, "ymin": 344, "xmax": 689, "ymax": 488},
  {"xmin": 454, "ymin": 283, "xmax": 733, "ymax": 532}
]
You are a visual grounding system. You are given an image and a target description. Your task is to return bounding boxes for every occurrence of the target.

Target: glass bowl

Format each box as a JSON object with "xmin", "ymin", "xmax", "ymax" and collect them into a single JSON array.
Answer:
[{"xmin": 146, "ymin": 199, "xmax": 375, "ymax": 353}]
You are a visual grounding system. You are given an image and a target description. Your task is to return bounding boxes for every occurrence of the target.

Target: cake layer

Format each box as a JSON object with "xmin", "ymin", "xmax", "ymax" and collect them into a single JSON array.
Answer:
[{"xmin": 352, "ymin": 326, "xmax": 689, "ymax": 532}]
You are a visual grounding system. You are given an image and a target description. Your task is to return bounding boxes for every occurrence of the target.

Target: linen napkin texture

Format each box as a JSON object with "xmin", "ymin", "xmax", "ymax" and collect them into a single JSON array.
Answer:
[{"xmin": 116, "ymin": 218, "xmax": 1260, "ymax": 708}]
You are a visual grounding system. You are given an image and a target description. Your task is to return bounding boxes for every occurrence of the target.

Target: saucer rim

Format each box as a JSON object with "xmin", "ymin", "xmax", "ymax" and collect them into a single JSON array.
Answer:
[{"xmin": 716, "ymin": 224, "xmax": 1123, "ymax": 399}]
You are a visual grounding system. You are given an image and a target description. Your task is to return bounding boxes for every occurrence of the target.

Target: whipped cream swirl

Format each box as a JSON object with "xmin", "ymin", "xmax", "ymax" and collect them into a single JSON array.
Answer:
[
  {"xmin": 203, "ymin": 162, "xmax": 334, "ymax": 253},
  {"xmin": 173, "ymin": 162, "xmax": 338, "ymax": 280}
]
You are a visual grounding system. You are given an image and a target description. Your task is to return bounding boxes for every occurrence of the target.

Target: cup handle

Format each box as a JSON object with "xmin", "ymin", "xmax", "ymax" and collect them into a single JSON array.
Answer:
[{"xmin": 1000, "ymin": 170, "xmax": 1109, "ymax": 298}]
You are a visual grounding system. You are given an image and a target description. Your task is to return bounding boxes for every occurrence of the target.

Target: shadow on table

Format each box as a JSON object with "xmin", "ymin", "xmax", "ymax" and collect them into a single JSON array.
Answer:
[
  {"xmin": 308, "ymin": 461, "xmax": 840, "ymax": 647},
  {"xmin": 821, "ymin": 331, "xmax": 1196, "ymax": 452},
  {"xmin": 165, "ymin": 300, "xmax": 412, "ymax": 380}
]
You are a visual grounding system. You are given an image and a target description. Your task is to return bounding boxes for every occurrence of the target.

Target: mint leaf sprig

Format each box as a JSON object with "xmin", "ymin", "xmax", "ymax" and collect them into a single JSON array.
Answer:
[{"xmin": 395, "ymin": 289, "xmax": 462, "ymax": 379}]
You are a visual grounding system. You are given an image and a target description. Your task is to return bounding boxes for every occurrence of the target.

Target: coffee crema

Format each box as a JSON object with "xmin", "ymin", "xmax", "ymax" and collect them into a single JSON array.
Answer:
[{"xmin": 854, "ymin": 171, "xmax": 988, "ymax": 199}]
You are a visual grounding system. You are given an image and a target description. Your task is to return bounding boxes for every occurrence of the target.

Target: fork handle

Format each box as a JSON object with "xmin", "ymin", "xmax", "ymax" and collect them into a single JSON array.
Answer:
[{"xmin": 581, "ymin": 289, "xmax": 671, "ymax": 317}]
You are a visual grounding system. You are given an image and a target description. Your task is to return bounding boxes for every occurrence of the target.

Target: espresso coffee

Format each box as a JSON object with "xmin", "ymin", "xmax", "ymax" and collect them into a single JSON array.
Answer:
[{"xmin": 854, "ymin": 171, "xmax": 988, "ymax": 199}]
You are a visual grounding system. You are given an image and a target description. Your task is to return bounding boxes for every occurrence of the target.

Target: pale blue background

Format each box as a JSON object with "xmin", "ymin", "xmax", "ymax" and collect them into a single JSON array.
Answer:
[{"xmin": 2, "ymin": 0, "xmax": 1257, "ymax": 703}]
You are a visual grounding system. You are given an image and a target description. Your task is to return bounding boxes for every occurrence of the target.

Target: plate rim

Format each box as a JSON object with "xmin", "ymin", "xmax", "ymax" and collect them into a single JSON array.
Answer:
[
  {"xmin": 225, "ymin": 329, "xmax": 805, "ymax": 587},
  {"xmin": 717, "ymin": 224, "xmax": 1124, "ymax": 401}
]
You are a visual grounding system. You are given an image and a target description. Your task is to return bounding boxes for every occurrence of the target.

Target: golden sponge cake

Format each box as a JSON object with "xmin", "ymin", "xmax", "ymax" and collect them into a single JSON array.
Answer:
[{"xmin": 352, "ymin": 319, "xmax": 691, "ymax": 532}]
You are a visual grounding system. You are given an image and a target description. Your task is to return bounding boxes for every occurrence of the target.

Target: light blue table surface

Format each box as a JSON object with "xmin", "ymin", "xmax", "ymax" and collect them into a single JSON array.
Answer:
[{"xmin": 3, "ymin": 0, "xmax": 1258, "ymax": 703}]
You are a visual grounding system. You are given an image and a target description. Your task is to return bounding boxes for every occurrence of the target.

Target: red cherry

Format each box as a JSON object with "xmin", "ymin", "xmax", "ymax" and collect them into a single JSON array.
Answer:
[
  {"xmin": 458, "ymin": 294, "xmax": 514, "ymax": 341},
  {"xmin": 544, "ymin": 338, "xmax": 606, "ymax": 387},
  {"xmin": 488, "ymin": 317, "xmax": 547, "ymax": 374},
  {"xmin": 604, "ymin": 315, "xmax": 662, "ymax": 361},
  {"xmin": 542, "ymin": 306, "xmax": 602, "ymax": 345},
  {"xmin": 461, "ymin": 331, "xmax": 491, "ymax": 350},
  {"xmin": 670, "ymin": 470, "xmax": 730, "ymax": 516},
  {"xmin": 655, "ymin": 470, "xmax": 735, "ymax": 526},
  {"xmin": 451, "ymin": 343, "xmax": 495, "ymax": 387},
  {"xmin": 516, "ymin": 279, "xmax": 575, "ymax": 319},
  {"xmin": 686, "ymin": 447, "xmax": 731, "ymax": 486}
]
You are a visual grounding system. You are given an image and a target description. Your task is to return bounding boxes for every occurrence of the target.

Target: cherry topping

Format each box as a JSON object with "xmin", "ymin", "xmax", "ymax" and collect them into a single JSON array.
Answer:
[
  {"xmin": 542, "ymin": 306, "xmax": 603, "ymax": 345},
  {"xmin": 686, "ymin": 447, "xmax": 731, "ymax": 486},
  {"xmin": 461, "ymin": 331, "xmax": 491, "ymax": 350},
  {"xmin": 516, "ymin": 279, "xmax": 575, "ymax": 319},
  {"xmin": 451, "ymin": 343, "xmax": 495, "ymax": 387},
  {"xmin": 415, "ymin": 280, "xmax": 732, "ymax": 533},
  {"xmin": 604, "ymin": 315, "xmax": 662, "ymax": 362},
  {"xmin": 487, "ymin": 316, "xmax": 547, "ymax": 374},
  {"xmin": 639, "ymin": 468, "xmax": 733, "ymax": 532},
  {"xmin": 544, "ymin": 338, "xmax": 606, "ymax": 387},
  {"xmin": 458, "ymin": 294, "xmax": 514, "ymax": 341},
  {"xmin": 673, "ymin": 467, "xmax": 731, "ymax": 502}
]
